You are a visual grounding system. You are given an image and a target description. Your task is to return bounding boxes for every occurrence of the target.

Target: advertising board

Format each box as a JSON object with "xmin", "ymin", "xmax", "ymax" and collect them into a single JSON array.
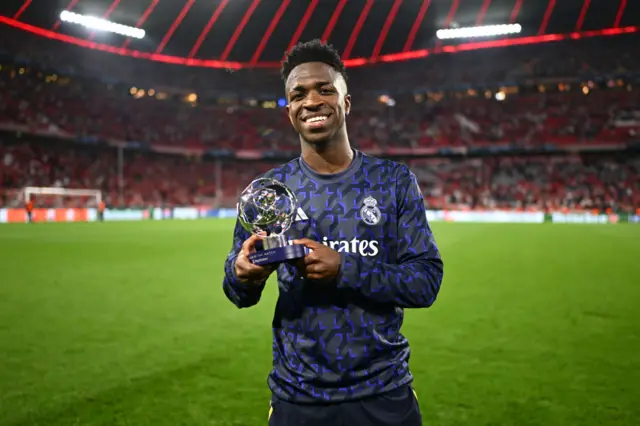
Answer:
[
  {"xmin": 0, "ymin": 208, "xmax": 631, "ymax": 224},
  {"xmin": 426, "ymin": 210, "xmax": 545, "ymax": 223},
  {"xmin": 550, "ymin": 213, "xmax": 619, "ymax": 224}
]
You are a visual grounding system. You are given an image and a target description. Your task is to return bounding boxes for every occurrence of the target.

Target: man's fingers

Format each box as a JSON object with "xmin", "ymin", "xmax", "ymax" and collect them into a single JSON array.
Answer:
[
  {"xmin": 304, "ymin": 252, "xmax": 320, "ymax": 265},
  {"xmin": 240, "ymin": 259, "xmax": 273, "ymax": 275},
  {"xmin": 292, "ymin": 238, "xmax": 323, "ymax": 250},
  {"xmin": 236, "ymin": 259, "xmax": 275, "ymax": 282},
  {"xmin": 241, "ymin": 234, "xmax": 264, "ymax": 255},
  {"xmin": 291, "ymin": 258, "xmax": 305, "ymax": 268},
  {"xmin": 237, "ymin": 251, "xmax": 272, "ymax": 271}
]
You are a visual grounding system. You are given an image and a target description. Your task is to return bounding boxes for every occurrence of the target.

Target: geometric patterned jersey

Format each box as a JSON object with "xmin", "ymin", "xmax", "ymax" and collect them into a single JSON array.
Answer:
[{"xmin": 222, "ymin": 149, "xmax": 444, "ymax": 404}]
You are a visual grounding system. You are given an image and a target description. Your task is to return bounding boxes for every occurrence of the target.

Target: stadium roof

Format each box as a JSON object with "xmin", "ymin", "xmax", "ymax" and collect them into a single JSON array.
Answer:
[{"xmin": 1, "ymin": 0, "xmax": 638, "ymax": 69}]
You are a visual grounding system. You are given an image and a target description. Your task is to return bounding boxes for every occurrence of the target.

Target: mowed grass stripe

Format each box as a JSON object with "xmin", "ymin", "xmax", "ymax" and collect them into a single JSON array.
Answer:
[{"xmin": 0, "ymin": 221, "xmax": 638, "ymax": 425}]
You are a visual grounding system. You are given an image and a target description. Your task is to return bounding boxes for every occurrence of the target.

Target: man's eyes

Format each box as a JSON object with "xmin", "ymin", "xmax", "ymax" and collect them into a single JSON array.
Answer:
[{"xmin": 291, "ymin": 89, "xmax": 335, "ymax": 100}]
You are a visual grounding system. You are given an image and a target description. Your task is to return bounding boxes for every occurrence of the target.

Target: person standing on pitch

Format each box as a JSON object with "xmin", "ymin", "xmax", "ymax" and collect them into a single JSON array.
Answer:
[{"xmin": 222, "ymin": 39, "xmax": 444, "ymax": 426}]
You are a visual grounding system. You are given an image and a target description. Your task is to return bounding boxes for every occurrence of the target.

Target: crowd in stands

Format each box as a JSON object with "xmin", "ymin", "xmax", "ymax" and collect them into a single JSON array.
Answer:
[
  {"xmin": 0, "ymin": 66, "xmax": 290, "ymax": 151},
  {"xmin": 0, "ymin": 137, "xmax": 280, "ymax": 208},
  {"xmin": 411, "ymin": 155, "xmax": 639, "ymax": 213},
  {"xmin": 1, "ymin": 58, "xmax": 639, "ymax": 152},
  {"xmin": 1, "ymin": 138, "xmax": 638, "ymax": 213},
  {"xmin": 0, "ymin": 29, "xmax": 638, "ymax": 213},
  {"xmin": 1, "ymin": 139, "xmax": 215, "ymax": 208}
]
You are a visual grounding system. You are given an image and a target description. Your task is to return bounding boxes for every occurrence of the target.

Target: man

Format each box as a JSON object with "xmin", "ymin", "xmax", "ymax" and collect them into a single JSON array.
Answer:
[
  {"xmin": 25, "ymin": 199, "xmax": 34, "ymax": 223},
  {"xmin": 222, "ymin": 40, "xmax": 444, "ymax": 426},
  {"xmin": 98, "ymin": 200, "xmax": 105, "ymax": 222}
]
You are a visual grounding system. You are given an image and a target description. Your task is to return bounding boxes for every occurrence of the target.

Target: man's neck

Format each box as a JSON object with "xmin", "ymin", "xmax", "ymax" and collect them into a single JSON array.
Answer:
[{"xmin": 300, "ymin": 137, "xmax": 354, "ymax": 175}]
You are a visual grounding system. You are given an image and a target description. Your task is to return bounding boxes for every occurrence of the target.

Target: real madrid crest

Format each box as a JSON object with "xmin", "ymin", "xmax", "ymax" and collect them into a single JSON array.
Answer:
[{"xmin": 360, "ymin": 196, "xmax": 381, "ymax": 226}]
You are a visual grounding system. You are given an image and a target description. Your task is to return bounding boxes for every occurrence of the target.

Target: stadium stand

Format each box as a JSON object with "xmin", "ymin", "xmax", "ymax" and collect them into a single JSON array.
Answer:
[
  {"xmin": 2, "ymin": 135, "xmax": 638, "ymax": 213},
  {"xmin": 411, "ymin": 155, "xmax": 639, "ymax": 212},
  {"xmin": 0, "ymin": 29, "xmax": 638, "ymax": 214},
  {"xmin": 2, "ymin": 25, "xmax": 639, "ymax": 95},
  {"xmin": 2, "ymin": 52, "xmax": 639, "ymax": 150}
]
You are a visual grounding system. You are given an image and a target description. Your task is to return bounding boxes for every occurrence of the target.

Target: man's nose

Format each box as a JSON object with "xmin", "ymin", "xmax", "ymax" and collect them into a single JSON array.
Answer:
[{"xmin": 303, "ymin": 92, "xmax": 324, "ymax": 109}]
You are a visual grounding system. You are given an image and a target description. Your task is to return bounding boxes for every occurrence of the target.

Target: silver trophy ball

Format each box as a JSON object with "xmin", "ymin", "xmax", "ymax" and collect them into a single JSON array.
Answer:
[{"xmin": 237, "ymin": 178, "xmax": 299, "ymax": 251}]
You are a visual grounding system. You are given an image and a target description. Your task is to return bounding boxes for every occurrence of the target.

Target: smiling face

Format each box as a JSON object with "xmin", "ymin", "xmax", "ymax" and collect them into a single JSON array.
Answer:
[{"xmin": 285, "ymin": 62, "xmax": 351, "ymax": 146}]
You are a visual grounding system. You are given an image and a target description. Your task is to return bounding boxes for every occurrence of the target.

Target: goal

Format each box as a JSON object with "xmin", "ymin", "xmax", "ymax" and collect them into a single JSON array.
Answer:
[{"xmin": 22, "ymin": 186, "xmax": 102, "ymax": 208}]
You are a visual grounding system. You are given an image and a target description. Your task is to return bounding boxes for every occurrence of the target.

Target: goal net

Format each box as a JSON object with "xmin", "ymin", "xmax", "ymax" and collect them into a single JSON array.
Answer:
[
  {"xmin": 4, "ymin": 187, "xmax": 104, "ymax": 223},
  {"xmin": 22, "ymin": 187, "xmax": 102, "ymax": 208}
]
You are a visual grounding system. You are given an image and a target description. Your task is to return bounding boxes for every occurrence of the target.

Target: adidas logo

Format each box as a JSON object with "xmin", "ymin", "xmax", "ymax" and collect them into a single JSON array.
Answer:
[{"xmin": 294, "ymin": 207, "xmax": 308, "ymax": 222}]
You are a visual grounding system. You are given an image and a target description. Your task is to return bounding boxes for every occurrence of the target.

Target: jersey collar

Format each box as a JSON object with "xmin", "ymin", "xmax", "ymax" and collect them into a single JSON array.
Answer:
[{"xmin": 298, "ymin": 149, "xmax": 363, "ymax": 184}]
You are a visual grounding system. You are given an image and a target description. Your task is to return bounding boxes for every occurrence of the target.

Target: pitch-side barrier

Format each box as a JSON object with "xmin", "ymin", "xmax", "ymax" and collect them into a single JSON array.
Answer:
[{"xmin": 0, "ymin": 208, "xmax": 636, "ymax": 224}]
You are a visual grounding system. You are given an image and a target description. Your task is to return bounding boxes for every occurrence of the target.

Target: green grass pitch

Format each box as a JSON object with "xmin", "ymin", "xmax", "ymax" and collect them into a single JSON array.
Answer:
[{"xmin": 0, "ymin": 220, "xmax": 638, "ymax": 426}]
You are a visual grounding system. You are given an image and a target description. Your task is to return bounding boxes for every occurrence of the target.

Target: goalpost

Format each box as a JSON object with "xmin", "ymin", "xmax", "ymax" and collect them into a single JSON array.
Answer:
[
  {"xmin": 23, "ymin": 186, "xmax": 102, "ymax": 206},
  {"xmin": 10, "ymin": 187, "xmax": 104, "ymax": 223}
]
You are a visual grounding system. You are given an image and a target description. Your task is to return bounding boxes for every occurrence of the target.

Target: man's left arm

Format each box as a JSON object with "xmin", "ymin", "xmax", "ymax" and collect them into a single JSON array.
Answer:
[{"xmin": 336, "ymin": 166, "xmax": 444, "ymax": 308}]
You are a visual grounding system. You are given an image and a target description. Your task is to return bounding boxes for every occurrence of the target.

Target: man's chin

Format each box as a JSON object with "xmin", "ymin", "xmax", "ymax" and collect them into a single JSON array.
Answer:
[{"xmin": 301, "ymin": 130, "xmax": 334, "ymax": 145}]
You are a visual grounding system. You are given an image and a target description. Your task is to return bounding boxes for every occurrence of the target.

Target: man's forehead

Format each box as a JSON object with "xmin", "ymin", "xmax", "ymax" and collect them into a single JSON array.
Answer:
[{"xmin": 286, "ymin": 62, "xmax": 344, "ymax": 90}]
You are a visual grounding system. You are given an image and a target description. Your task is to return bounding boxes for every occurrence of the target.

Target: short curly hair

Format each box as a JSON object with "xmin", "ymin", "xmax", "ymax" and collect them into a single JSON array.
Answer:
[{"xmin": 281, "ymin": 39, "xmax": 348, "ymax": 83}]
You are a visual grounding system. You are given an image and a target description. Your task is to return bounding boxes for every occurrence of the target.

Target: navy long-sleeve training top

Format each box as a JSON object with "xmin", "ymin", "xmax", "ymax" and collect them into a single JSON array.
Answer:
[{"xmin": 223, "ymin": 149, "xmax": 444, "ymax": 404}]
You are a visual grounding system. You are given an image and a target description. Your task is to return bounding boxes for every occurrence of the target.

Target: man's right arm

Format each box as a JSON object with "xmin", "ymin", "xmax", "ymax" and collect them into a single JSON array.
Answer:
[{"xmin": 222, "ymin": 219, "xmax": 267, "ymax": 308}]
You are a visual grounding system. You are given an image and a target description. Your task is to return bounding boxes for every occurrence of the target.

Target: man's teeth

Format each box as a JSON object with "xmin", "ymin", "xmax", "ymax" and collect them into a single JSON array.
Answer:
[{"xmin": 306, "ymin": 116, "xmax": 327, "ymax": 123}]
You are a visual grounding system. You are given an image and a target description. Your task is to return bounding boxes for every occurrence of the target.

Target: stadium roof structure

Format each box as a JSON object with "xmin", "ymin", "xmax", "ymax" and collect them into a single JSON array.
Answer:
[{"xmin": 1, "ymin": 0, "xmax": 638, "ymax": 69}]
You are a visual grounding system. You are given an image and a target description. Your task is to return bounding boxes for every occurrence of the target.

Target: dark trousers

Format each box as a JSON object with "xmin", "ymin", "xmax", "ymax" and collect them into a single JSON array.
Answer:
[{"xmin": 268, "ymin": 385, "xmax": 422, "ymax": 426}]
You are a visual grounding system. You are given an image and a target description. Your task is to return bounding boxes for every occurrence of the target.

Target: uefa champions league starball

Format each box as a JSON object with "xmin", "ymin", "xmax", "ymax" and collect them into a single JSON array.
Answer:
[{"xmin": 237, "ymin": 178, "xmax": 299, "ymax": 237}]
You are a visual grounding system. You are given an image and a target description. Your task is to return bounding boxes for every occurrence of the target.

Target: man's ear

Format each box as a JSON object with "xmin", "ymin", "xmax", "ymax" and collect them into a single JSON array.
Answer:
[
  {"xmin": 286, "ymin": 104, "xmax": 294, "ymax": 126},
  {"xmin": 344, "ymin": 94, "xmax": 351, "ymax": 116}
]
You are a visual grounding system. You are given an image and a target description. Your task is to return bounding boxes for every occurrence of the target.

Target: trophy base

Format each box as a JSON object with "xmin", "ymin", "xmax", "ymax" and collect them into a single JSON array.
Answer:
[{"xmin": 248, "ymin": 244, "xmax": 309, "ymax": 266}]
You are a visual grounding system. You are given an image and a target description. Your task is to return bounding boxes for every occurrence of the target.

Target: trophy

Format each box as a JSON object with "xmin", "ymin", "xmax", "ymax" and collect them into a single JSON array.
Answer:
[{"xmin": 237, "ymin": 178, "xmax": 309, "ymax": 266}]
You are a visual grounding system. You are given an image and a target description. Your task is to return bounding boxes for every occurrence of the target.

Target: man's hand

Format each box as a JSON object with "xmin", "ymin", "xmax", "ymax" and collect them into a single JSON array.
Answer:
[
  {"xmin": 292, "ymin": 238, "xmax": 341, "ymax": 282},
  {"xmin": 234, "ymin": 234, "xmax": 276, "ymax": 284}
]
